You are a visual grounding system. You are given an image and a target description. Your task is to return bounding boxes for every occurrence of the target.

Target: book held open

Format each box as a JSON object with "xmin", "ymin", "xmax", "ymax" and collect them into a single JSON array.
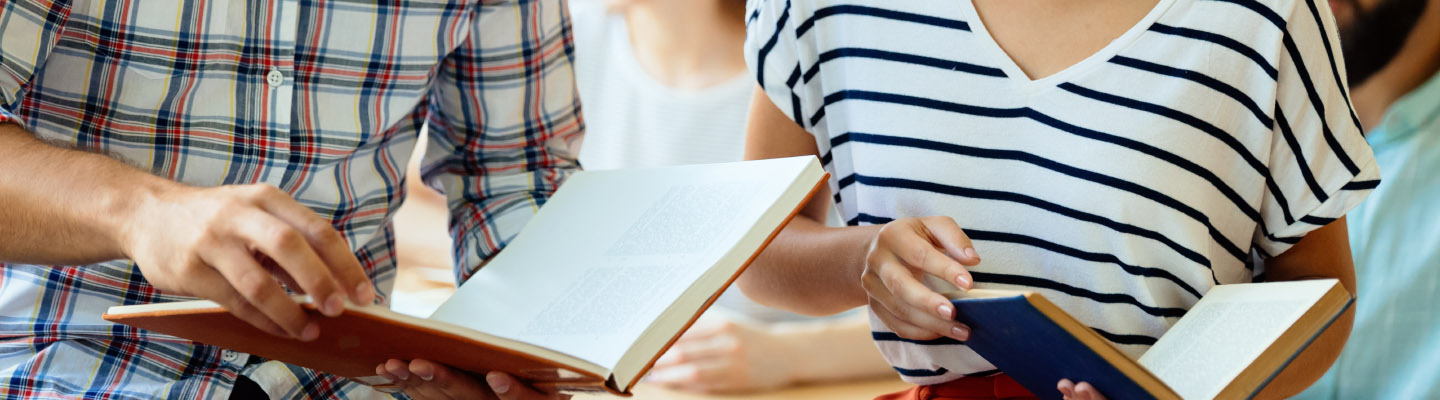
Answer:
[
  {"xmin": 103, "ymin": 156, "xmax": 828, "ymax": 396},
  {"xmin": 947, "ymin": 279, "xmax": 1352, "ymax": 400}
]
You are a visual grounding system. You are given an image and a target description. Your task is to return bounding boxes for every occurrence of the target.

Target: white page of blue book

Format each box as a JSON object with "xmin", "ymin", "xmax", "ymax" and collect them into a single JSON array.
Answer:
[{"xmin": 1138, "ymin": 279, "xmax": 1339, "ymax": 399}]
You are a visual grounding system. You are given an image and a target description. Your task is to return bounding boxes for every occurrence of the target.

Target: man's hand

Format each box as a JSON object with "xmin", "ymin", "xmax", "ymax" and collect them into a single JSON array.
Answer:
[
  {"xmin": 645, "ymin": 316, "xmax": 791, "ymax": 393},
  {"xmin": 120, "ymin": 183, "xmax": 375, "ymax": 340},
  {"xmin": 0, "ymin": 124, "xmax": 374, "ymax": 340},
  {"xmin": 377, "ymin": 359, "xmax": 570, "ymax": 400},
  {"xmin": 863, "ymin": 216, "xmax": 979, "ymax": 341}
]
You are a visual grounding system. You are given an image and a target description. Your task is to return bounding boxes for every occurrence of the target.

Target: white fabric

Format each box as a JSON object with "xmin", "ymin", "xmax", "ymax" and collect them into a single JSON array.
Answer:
[
  {"xmin": 570, "ymin": 1, "xmax": 754, "ymax": 170},
  {"xmin": 746, "ymin": 0, "xmax": 1379, "ymax": 384}
]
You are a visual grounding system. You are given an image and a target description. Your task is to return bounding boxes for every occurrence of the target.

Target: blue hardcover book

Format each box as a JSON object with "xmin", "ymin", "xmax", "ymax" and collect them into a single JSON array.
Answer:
[{"xmin": 948, "ymin": 280, "xmax": 1352, "ymax": 400}]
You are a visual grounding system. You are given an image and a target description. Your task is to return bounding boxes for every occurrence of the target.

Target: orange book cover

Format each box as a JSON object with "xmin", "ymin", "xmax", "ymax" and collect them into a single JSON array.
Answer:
[{"xmin": 104, "ymin": 158, "xmax": 829, "ymax": 396}]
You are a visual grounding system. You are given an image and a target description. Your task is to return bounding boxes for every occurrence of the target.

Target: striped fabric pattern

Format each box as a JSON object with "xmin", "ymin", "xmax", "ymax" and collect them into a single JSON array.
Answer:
[
  {"xmin": 0, "ymin": 0, "xmax": 581, "ymax": 398},
  {"xmin": 745, "ymin": 0, "xmax": 1378, "ymax": 385}
]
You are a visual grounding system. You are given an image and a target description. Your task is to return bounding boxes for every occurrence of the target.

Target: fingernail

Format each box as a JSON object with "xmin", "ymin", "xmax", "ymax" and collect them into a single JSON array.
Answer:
[
  {"xmin": 953, "ymin": 325, "xmax": 970, "ymax": 340},
  {"xmin": 299, "ymin": 322, "xmax": 320, "ymax": 341},
  {"xmin": 937, "ymin": 304, "xmax": 954, "ymax": 318},
  {"xmin": 418, "ymin": 371, "xmax": 433, "ymax": 381},
  {"xmin": 324, "ymin": 294, "xmax": 344, "ymax": 317},
  {"xmin": 964, "ymin": 247, "xmax": 979, "ymax": 260},
  {"xmin": 487, "ymin": 373, "xmax": 511, "ymax": 394},
  {"xmin": 355, "ymin": 282, "xmax": 375, "ymax": 305},
  {"xmin": 955, "ymin": 274, "xmax": 972, "ymax": 290},
  {"xmin": 393, "ymin": 367, "xmax": 410, "ymax": 380}
]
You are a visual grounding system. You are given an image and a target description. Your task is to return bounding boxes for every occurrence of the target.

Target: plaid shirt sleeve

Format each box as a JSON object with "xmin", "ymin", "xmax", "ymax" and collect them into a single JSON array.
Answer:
[
  {"xmin": 0, "ymin": 0, "xmax": 72, "ymax": 124},
  {"xmin": 422, "ymin": 0, "xmax": 584, "ymax": 283}
]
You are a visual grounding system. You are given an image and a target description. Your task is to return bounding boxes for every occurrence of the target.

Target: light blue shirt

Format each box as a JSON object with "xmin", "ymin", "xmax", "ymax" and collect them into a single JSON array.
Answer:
[{"xmin": 1297, "ymin": 71, "xmax": 1440, "ymax": 399}]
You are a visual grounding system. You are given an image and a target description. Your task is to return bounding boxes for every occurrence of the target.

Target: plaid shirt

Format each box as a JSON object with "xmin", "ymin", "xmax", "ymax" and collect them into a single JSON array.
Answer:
[{"xmin": 0, "ymin": 0, "xmax": 581, "ymax": 398}]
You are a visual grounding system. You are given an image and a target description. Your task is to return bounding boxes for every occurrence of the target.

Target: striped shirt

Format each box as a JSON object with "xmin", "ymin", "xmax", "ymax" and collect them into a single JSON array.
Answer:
[
  {"xmin": 0, "ymin": 0, "xmax": 580, "ymax": 398},
  {"xmin": 745, "ymin": 0, "xmax": 1379, "ymax": 384}
]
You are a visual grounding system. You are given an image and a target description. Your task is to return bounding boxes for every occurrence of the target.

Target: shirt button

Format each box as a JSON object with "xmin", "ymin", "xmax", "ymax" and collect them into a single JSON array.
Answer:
[
  {"xmin": 221, "ymin": 350, "xmax": 243, "ymax": 364},
  {"xmin": 266, "ymin": 68, "xmax": 284, "ymax": 87}
]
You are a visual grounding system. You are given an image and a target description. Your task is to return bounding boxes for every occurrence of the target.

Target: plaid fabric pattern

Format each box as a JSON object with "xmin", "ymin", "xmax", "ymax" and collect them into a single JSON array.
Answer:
[{"xmin": 0, "ymin": 0, "xmax": 581, "ymax": 398}]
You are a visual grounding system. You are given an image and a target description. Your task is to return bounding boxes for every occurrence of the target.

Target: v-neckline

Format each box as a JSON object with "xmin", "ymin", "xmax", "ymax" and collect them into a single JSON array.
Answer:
[{"xmin": 956, "ymin": 0, "xmax": 1177, "ymax": 90}]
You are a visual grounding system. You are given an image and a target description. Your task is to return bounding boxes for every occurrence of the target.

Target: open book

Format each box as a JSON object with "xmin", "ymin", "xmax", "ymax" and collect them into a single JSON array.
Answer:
[
  {"xmin": 947, "ymin": 279, "xmax": 1351, "ymax": 400},
  {"xmin": 103, "ymin": 156, "xmax": 828, "ymax": 395}
]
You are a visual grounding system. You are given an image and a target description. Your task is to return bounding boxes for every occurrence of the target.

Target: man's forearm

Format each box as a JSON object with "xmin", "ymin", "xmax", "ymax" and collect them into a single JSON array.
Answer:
[{"xmin": 0, "ymin": 123, "xmax": 173, "ymax": 264}]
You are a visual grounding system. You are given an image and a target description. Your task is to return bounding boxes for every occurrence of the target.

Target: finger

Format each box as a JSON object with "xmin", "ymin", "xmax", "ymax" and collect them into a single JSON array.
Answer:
[
  {"xmin": 191, "ymin": 266, "xmax": 294, "ymax": 338},
  {"xmin": 653, "ymin": 336, "xmax": 734, "ymax": 368},
  {"xmin": 202, "ymin": 245, "xmax": 317, "ymax": 339},
  {"xmin": 868, "ymin": 259, "xmax": 969, "ymax": 339},
  {"xmin": 660, "ymin": 360, "xmax": 731, "ymax": 394},
  {"xmin": 919, "ymin": 216, "xmax": 980, "ymax": 264},
  {"xmin": 412, "ymin": 359, "xmax": 497, "ymax": 400},
  {"xmin": 1058, "ymin": 379, "xmax": 1076, "ymax": 399},
  {"xmin": 232, "ymin": 211, "xmax": 347, "ymax": 317},
  {"xmin": 868, "ymin": 297, "xmax": 953, "ymax": 341},
  {"xmin": 376, "ymin": 364, "xmax": 398, "ymax": 383},
  {"xmin": 385, "ymin": 359, "xmax": 412, "ymax": 381},
  {"xmin": 251, "ymin": 185, "xmax": 375, "ymax": 305},
  {"xmin": 1075, "ymin": 382, "xmax": 1104, "ymax": 400},
  {"xmin": 645, "ymin": 364, "xmax": 702, "ymax": 386},
  {"xmin": 919, "ymin": 216, "xmax": 980, "ymax": 286},
  {"xmin": 487, "ymin": 372, "xmax": 560, "ymax": 400},
  {"xmin": 257, "ymin": 254, "xmax": 305, "ymax": 294},
  {"xmin": 889, "ymin": 220, "xmax": 975, "ymax": 290},
  {"xmin": 408, "ymin": 358, "xmax": 440, "ymax": 382}
]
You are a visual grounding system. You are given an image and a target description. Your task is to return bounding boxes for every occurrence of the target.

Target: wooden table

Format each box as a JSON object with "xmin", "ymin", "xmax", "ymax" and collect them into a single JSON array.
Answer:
[{"xmin": 573, "ymin": 378, "xmax": 911, "ymax": 400}]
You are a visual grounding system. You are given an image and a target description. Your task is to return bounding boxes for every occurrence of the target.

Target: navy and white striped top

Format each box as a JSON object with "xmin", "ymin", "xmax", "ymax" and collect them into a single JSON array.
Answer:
[{"xmin": 745, "ymin": 0, "xmax": 1380, "ymax": 384}]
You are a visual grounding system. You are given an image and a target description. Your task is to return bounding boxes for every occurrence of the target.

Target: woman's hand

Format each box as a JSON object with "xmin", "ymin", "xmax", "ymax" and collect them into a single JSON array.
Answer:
[
  {"xmin": 1058, "ymin": 379, "xmax": 1107, "ymax": 400},
  {"xmin": 376, "ymin": 359, "xmax": 569, "ymax": 400},
  {"xmin": 645, "ymin": 315, "xmax": 792, "ymax": 393},
  {"xmin": 862, "ymin": 216, "xmax": 980, "ymax": 341}
]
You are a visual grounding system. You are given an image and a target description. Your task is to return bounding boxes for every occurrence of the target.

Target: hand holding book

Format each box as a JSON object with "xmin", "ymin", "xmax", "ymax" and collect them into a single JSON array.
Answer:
[
  {"xmin": 104, "ymin": 157, "xmax": 830, "ymax": 396},
  {"xmin": 948, "ymin": 280, "xmax": 1351, "ymax": 400},
  {"xmin": 377, "ymin": 360, "xmax": 560, "ymax": 400},
  {"xmin": 862, "ymin": 216, "xmax": 982, "ymax": 342},
  {"xmin": 1057, "ymin": 379, "xmax": 1107, "ymax": 400}
]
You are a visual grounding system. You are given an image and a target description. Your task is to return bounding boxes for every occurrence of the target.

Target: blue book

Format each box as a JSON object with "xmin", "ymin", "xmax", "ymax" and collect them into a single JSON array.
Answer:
[{"xmin": 948, "ymin": 280, "xmax": 1352, "ymax": 400}]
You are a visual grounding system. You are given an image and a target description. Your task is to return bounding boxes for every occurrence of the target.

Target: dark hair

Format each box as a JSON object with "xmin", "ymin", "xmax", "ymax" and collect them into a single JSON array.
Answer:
[{"xmin": 1339, "ymin": 0, "xmax": 1429, "ymax": 87}]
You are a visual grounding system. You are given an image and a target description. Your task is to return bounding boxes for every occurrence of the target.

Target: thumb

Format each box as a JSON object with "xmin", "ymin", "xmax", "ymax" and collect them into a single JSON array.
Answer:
[{"xmin": 487, "ymin": 372, "xmax": 563, "ymax": 400}]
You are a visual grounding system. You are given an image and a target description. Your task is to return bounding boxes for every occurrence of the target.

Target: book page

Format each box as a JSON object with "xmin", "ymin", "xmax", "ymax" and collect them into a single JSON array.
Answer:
[
  {"xmin": 1138, "ymin": 280, "xmax": 1338, "ymax": 399},
  {"xmin": 428, "ymin": 158, "xmax": 814, "ymax": 369}
]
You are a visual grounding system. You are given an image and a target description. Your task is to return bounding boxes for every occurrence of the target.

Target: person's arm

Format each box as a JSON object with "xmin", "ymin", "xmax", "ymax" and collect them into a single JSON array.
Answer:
[
  {"xmin": 0, "ymin": 0, "xmax": 372, "ymax": 342},
  {"xmin": 380, "ymin": 0, "xmax": 581, "ymax": 397},
  {"xmin": 736, "ymin": 91, "xmax": 875, "ymax": 315},
  {"xmin": 645, "ymin": 311, "xmax": 893, "ymax": 393},
  {"xmin": 1252, "ymin": 218, "xmax": 1356, "ymax": 398},
  {"xmin": 739, "ymin": 88, "xmax": 975, "ymax": 343},
  {"xmin": 0, "ymin": 122, "xmax": 375, "ymax": 340},
  {"xmin": 780, "ymin": 313, "xmax": 897, "ymax": 384}
]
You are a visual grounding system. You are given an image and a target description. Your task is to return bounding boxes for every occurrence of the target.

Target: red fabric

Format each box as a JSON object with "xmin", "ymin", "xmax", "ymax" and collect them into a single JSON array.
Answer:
[{"xmin": 875, "ymin": 374, "xmax": 1037, "ymax": 400}]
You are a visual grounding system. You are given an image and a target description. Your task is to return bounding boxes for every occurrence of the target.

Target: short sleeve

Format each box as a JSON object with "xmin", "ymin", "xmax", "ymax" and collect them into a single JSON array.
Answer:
[
  {"xmin": 0, "ymin": 0, "xmax": 72, "ymax": 123},
  {"xmin": 1253, "ymin": 0, "xmax": 1380, "ymax": 257},
  {"xmin": 425, "ymin": 0, "xmax": 583, "ymax": 283},
  {"xmin": 743, "ymin": 0, "xmax": 815, "ymax": 130}
]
